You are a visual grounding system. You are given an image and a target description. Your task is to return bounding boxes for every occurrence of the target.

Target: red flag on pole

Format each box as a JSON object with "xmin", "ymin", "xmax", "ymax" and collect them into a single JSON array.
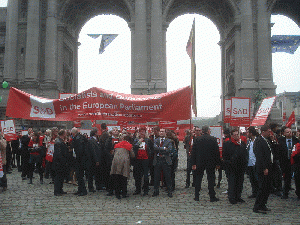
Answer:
[{"xmin": 286, "ymin": 111, "xmax": 295, "ymax": 128}]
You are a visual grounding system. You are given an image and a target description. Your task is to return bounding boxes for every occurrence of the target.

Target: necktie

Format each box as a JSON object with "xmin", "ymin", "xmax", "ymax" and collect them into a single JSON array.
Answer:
[
  {"xmin": 287, "ymin": 140, "xmax": 292, "ymax": 159},
  {"xmin": 160, "ymin": 138, "xmax": 164, "ymax": 147}
]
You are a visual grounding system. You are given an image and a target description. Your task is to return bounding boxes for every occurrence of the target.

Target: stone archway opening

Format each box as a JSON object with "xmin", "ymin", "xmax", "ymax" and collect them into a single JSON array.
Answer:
[
  {"xmin": 78, "ymin": 15, "xmax": 131, "ymax": 94},
  {"xmin": 271, "ymin": 14, "xmax": 300, "ymax": 94},
  {"xmin": 166, "ymin": 14, "xmax": 221, "ymax": 118}
]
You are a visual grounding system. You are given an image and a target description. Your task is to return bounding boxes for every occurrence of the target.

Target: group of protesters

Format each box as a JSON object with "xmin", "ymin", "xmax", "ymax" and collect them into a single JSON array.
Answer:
[
  {"xmin": 1, "ymin": 121, "xmax": 300, "ymax": 213},
  {"xmin": 0, "ymin": 123, "xmax": 180, "ymax": 199},
  {"xmin": 184, "ymin": 124, "xmax": 300, "ymax": 214}
]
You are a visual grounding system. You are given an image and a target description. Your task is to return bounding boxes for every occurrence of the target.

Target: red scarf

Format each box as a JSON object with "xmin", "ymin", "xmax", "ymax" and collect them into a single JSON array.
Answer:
[
  {"xmin": 114, "ymin": 141, "xmax": 132, "ymax": 151},
  {"xmin": 231, "ymin": 137, "xmax": 240, "ymax": 146}
]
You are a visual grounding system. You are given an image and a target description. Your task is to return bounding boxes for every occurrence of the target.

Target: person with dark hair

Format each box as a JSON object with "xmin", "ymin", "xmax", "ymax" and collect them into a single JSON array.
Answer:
[
  {"xmin": 20, "ymin": 128, "xmax": 33, "ymax": 180},
  {"xmin": 71, "ymin": 127, "xmax": 89, "ymax": 196},
  {"xmin": 105, "ymin": 127, "xmax": 120, "ymax": 196},
  {"xmin": 246, "ymin": 126, "xmax": 259, "ymax": 199},
  {"xmin": 28, "ymin": 132, "xmax": 45, "ymax": 184},
  {"xmin": 191, "ymin": 126, "xmax": 221, "ymax": 202},
  {"xmin": 169, "ymin": 130, "xmax": 179, "ymax": 191},
  {"xmin": 132, "ymin": 127, "xmax": 153, "ymax": 196},
  {"xmin": 152, "ymin": 128, "xmax": 173, "ymax": 198},
  {"xmin": 149, "ymin": 126, "xmax": 160, "ymax": 186},
  {"xmin": 53, "ymin": 129, "xmax": 68, "ymax": 196},
  {"xmin": 223, "ymin": 129, "xmax": 248, "ymax": 204},
  {"xmin": 86, "ymin": 128, "xmax": 101, "ymax": 192},
  {"xmin": 278, "ymin": 127, "xmax": 299, "ymax": 199},
  {"xmin": 98, "ymin": 123, "xmax": 110, "ymax": 190},
  {"xmin": 253, "ymin": 125, "xmax": 273, "ymax": 214},
  {"xmin": 110, "ymin": 134, "xmax": 135, "ymax": 199}
]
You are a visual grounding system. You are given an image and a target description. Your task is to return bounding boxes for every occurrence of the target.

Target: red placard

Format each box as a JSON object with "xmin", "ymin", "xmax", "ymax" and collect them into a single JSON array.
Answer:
[{"xmin": 223, "ymin": 99, "xmax": 231, "ymax": 123}]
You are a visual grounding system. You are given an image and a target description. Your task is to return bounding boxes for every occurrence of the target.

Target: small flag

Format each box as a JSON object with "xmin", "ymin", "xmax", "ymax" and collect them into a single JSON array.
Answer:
[
  {"xmin": 186, "ymin": 19, "xmax": 197, "ymax": 117},
  {"xmin": 286, "ymin": 111, "xmax": 296, "ymax": 128},
  {"xmin": 99, "ymin": 34, "xmax": 118, "ymax": 54},
  {"xmin": 271, "ymin": 35, "xmax": 300, "ymax": 54}
]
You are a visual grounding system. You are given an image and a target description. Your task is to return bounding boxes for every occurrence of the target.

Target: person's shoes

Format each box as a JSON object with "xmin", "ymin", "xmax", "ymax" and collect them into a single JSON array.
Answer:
[
  {"xmin": 149, "ymin": 181, "xmax": 154, "ymax": 186},
  {"xmin": 152, "ymin": 191, "xmax": 159, "ymax": 197},
  {"xmin": 44, "ymin": 175, "xmax": 49, "ymax": 179},
  {"xmin": 22, "ymin": 177, "xmax": 27, "ymax": 180},
  {"xmin": 133, "ymin": 191, "xmax": 141, "ymax": 195},
  {"xmin": 168, "ymin": 192, "xmax": 173, "ymax": 198},
  {"xmin": 73, "ymin": 192, "xmax": 81, "ymax": 195},
  {"xmin": 253, "ymin": 208, "xmax": 267, "ymax": 214},
  {"xmin": 229, "ymin": 199, "xmax": 237, "ymax": 204},
  {"xmin": 107, "ymin": 191, "xmax": 114, "ymax": 196},
  {"xmin": 18, "ymin": 168, "xmax": 22, "ymax": 172},
  {"xmin": 2, "ymin": 187, "xmax": 7, "ymax": 192},
  {"xmin": 61, "ymin": 191, "xmax": 67, "ymax": 195},
  {"xmin": 210, "ymin": 197, "xmax": 219, "ymax": 202},
  {"xmin": 260, "ymin": 207, "xmax": 271, "ymax": 212},
  {"xmin": 236, "ymin": 198, "xmax": 245, "ymax": 203},
  {"xmin": 143, "ymin": 192, "xmax": 148, "ymax": 196},
  {"xmin": 192, "ymin": 183, "xmax": 195, "ymax": 187},
  {"xmin": 116, "ymin": 195, "xmax": 121, "ymax": 199},
  {"xmin": 122, "ymin": 195, "xmax": 128, "ymax": 198},
  {"xmin": 194, "ymin": 196, "xmax": 199, "ymax": 201},
  {"xmin": 54, "ymin": 193, "xmax": 62, "ymax": 196},
  {"xmin": 7, "ymin": 171, "xmax": 12, "ymax": 174},
  {"xmin": 216, "ymin": 182, "xmax": 221, "ymax": 188},
  {"xmin": 40, "ymin": 179, "xmax": 44, "ymax": 184},
  {"xmin": 89, "ymin": 189, "xmax": 96, "ymax": 193},
  {"xmin": 12, "ymin": 165, "xmax": 17, "ymax": 168},
  {"xmin": 281, "ymin": 194, "xmax": 288, "ymax": 199},
  {"xmin": 274, "ymin": 191, "xmax": 282, "ymax": 197},
  {"xmin": 185, "ymin": 183, "xmax": 190, "ymax": 188},
  {"xmin": 96, "ymin": 187, "xmax": 106, "ymax": 191},
  {"xmin": 248, "ymin": 194, "xmax": 257, "ymax": 199},
  {"xmin": 49, "ymin": 181, "xmax": 54, "ymax": 184},
  {"xmin": 78, "ymin": 192, "xmax": 87, "ymax": 196},
  {"xmin": 28, "ymin": 178, "xmax": 33, "ymax": 184}
]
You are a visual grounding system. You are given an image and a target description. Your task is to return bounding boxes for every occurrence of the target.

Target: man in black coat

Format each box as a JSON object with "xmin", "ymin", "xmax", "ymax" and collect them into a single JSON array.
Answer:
[
  {"xmin": 132, "ymin": 127, "xmax": 153, "ymax": 196},
  {"xmin": 278, "ymin": 127, "xmax": 299, "ymax": 199},
  {"xmin": 71, "ymin": 128, "xmax": 88, "ymax": 196},
  {"xmin": 53, "ymin": 129, "xmax": 68, "ymax": 196},
  {"xmin": 20, "ymin": 128, "xmax": 33, "ymax": 180},
  {"xmin": 86, "ymin": 128, "xmax": 101, "ymax": 192},
  {"xmin": 191, "ymin": 126, "xmax": 220, "ymax": 202},
  {"xmin": 223, "ymin": 129, "xmax": 248, "ymax": 204},
  {"xmin": 152, "ymin": 128, "xmax": 173, "ymax": 198},
  {"xmin": 253, "ymin": 125, "xmax": 273, "ymax": 214}
]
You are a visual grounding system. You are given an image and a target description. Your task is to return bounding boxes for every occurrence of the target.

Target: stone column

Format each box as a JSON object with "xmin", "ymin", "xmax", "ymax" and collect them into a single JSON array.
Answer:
[
  {"xmin": 151, "ymin": 0, "xmax": 166, "ymax": 92},
  {"xmin": 3, "ymin": 0, "xmax": 19, "ymax": 84},
  {"xmin": 131, "ymin": 0, "xmax": 147, "ymax": 94},
  {"xmin": 257, "ymin": 0, "xmax": 276, "ymax": 95},
  {"xmin": 24, "ymin": 0, "xmax": 40, "ymax": 85},
  {"xmin": 239, "ymin": 0, "xmax": 256, "ymax": 92},
  {"xmin": 44, "ymin": 0, "xmax": 58, "ymax": 87}
]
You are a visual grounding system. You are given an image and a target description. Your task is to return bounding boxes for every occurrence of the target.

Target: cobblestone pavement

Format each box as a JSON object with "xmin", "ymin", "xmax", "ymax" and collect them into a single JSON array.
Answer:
[{"xmin": 1, "ymin": 143, "xmax": 300, "ymax": 224}]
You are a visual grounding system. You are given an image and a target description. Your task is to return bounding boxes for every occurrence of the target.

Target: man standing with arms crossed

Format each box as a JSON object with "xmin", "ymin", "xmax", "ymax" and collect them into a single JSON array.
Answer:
[{"xmin": 191, "ymin": 126, "xmax": 220, "ymax": 202}]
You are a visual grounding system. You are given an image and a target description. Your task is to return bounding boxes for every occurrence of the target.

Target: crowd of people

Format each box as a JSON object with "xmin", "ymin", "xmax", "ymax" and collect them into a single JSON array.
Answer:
[
  {"xmin": 184, "ymin": 124, "xmax": 300, "ymax": 214},
  {"xmin": 1, "ymin": 122, "xmax": 300, "ymax": 215}
]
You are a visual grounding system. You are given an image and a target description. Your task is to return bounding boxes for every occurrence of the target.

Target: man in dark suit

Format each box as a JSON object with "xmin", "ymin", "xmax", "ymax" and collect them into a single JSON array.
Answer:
[
  {"xmin": 191, "ymin": 126, "xmax": 220, "ymax": 202},
  {"xmin": 253, "ymin": 125, "xmax": 273, "ymax": 214},
  {"xmin": 20, "ymin": 128, "xmax": 33, "ymax": 180},
  {"xmin": 133, "ymin": 127, "xmax": 153, "ymax": 196},
  {"xmin": 98, "ymin": 123, "xmax": 110, "ymax": 190},
  {"xmin": 223, "ymin": 129, "xmax": 248, "ymax": 204},
  {"xmin": 278, "ymin": 127, "xmax": 299, "ymax": 199},
  {"xmin": 71, "ymin": 128, "xmax": 88, "ymax": 196},
  {"xmin": 152, "ymin": 128, "xmax": 173, "ymax": 198},
  {"xmin": 53, "ymin": 129, "xmax": 68, "ymax": 196},
  {"xmin": 86, "ymin": 128, "xmax": 101, "ymax": 192}
]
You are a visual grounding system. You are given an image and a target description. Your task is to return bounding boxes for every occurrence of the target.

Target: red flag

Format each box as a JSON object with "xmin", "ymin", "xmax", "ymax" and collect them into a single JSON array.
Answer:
[
  {"xmin": 186, "ymin": 19, "xmax": 197, "ymax": 117},
  {"xmin": 286, "ymin": 111, "xmax": 295, "ymax": 128}
]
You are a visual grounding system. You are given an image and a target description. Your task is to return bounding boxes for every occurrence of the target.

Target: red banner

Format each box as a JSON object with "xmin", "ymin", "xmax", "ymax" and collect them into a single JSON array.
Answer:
[
  {"xmin": 6, "ymin": 86, "xmax": 192, "ymax": 123},
  {"xmin": 223, "ymin": 99, "xmax": 231, "ymax": 123},
  {"xmin": 251, "ymin": 96, "xmax": 276, "ymax": 126}
]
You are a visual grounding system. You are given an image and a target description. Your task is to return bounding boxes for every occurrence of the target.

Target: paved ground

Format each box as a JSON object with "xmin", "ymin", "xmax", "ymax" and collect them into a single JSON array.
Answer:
[{"xmin": 1, "ymin": 143, "xmax": 300, "ymax": 224}]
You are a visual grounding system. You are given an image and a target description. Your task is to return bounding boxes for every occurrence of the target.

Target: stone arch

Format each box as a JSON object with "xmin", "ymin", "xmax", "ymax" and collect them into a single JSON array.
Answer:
[
  {"xmin": 270, "ymin": 0, "xmax": 300, "ymax": 27},
  {"xmin": 163, "ymin": 0, "xmax": 236, "ymax": 33},
  {"xmin": 58, "ymin": 0, "xmax": 134, "ymax": 35}
]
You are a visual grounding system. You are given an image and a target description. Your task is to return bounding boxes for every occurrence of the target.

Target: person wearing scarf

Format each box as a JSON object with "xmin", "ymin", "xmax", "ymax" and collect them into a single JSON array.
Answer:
[
  {"xmin": 223, "ymin": 129, "xmax": 248, "ymax": 204},
  {"xmin": 110, "ymin": 134, "xmax": 134, "ymax": 199},
  {"xmin": 291, "ymin": 143, "xmax": 300, "ymax": 200},
  {"xmin": 132, "ymin": 127, "xmax": 153, "ymax": 196},
  {"xmin": 28, "ymin": 132, "xmax": 45, "ymax": 184}
]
